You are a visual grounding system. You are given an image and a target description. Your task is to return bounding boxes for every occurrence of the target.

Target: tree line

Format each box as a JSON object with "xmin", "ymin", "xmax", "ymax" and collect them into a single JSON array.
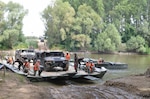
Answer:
[
  {"xmin": 0, "ymin": 1, "xmax": 38, "ymax": 49},
  {"xmin": 42, "ymin": 0, "xmax": 150, "ymax": 54},
  {"xmin": 1, "ymin": 0, "xmax": 150, "ymax": 54}
]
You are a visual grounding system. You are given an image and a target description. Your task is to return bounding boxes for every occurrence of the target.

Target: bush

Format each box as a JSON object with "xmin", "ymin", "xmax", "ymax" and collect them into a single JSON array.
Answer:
[{"xmin": 13, "ymin": 42, "xmax": 28, "ymax": 49}]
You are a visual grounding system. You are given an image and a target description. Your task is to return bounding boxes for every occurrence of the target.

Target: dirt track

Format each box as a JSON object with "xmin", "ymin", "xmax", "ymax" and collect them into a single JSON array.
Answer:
[{"xmin": 0, "ymin": 68, "xmax": 150, "ymax": 99}]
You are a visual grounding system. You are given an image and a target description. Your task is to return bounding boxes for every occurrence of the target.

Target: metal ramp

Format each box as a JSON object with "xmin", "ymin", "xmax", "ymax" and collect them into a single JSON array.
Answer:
[{"xmin": 2, "ymin": 63, "xmax": 27, "ymax": 75}]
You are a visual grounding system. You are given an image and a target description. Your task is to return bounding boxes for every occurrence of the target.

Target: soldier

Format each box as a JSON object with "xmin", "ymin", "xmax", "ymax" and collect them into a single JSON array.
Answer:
[
  {"xmin": 7, "ymin": 56, "xmax": 14, "ymax": 65},
  {"xmin": 65, "ymin": 52, "xmax": 71, "ymax": 61},
  {"xmin": 74, "ymin": 53, "xmax": 78, "ymax": 72},
  {"xmin": 33, "ymin": 59, "xmax": 40, "ymax": 76},
  {"xmin": 23, "ymin": 60, "xmax": 30, "ymax": 74},
  {"xmin": 13, "ymin": 59, "xmax": 23, "ymax": 70}
]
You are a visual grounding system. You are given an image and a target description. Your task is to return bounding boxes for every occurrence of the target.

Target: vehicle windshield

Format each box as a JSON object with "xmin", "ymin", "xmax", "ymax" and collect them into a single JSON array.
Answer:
[{"xmin": 45, "ymin": 52, "xmax": 64, "ymax": 57}]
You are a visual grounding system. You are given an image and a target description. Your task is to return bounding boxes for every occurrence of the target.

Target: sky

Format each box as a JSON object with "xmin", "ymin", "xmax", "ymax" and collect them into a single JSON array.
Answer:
[{"xmin": 2, "ymin": 0, "xmax": 55, "ymax": 37}]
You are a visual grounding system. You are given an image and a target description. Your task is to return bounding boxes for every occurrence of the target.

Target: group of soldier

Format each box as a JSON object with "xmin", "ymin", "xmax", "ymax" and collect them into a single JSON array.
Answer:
[
  {"xmin": 6, "ymin": 52, "xmax": 96, "ymax": 77},
  {"xmin": 66, "ymin": 52, "xmax": 95, "ymax": 73},
  {"xmin": 6, "ymin": 56, "xmax": 43, "ymax": 76}
]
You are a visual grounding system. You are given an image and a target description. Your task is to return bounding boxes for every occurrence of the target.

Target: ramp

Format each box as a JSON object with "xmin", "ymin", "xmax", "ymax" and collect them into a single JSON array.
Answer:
[
  {"xmin": 3, "ymin": 63, "xmax": 27, "ymax": 75},
  {"xmin": 0, "ymin": 63, "xmax": 4, "ymax": 70}
]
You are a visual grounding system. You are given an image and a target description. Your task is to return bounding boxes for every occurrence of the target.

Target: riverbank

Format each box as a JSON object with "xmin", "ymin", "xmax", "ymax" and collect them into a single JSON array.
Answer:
[
  {"xmin": 0, "ymin": 67, "xmax": 149, "ymax": 99},
  {"xmin": 105, "ymin": 67, "xmax": 150, "ymax": 97},
  {"xmin": 105, "ymin": 74, "xmax": 150, "ymax": 97}
]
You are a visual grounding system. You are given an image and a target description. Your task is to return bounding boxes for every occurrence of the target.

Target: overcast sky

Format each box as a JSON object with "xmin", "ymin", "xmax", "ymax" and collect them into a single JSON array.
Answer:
[{"xmin": 2, "ymin": 0, "xmax": 55, "ymax": 37}]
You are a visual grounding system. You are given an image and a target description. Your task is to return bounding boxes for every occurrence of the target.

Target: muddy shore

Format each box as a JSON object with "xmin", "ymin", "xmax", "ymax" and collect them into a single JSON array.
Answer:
[{"xmin": 0, "ymin": 67, "xmax": 149, "ymax": 99}]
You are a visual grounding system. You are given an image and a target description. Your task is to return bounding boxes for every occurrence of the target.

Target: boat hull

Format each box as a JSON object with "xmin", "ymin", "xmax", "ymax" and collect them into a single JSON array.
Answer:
[{"xmin": 95, "ymin": 62, "xmax": 128, "ymax": 69}]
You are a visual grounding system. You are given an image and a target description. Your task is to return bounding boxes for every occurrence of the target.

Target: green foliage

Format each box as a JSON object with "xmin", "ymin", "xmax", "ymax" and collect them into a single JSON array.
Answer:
[
  {"xmin": 13, "ymin": 42, "xmax": 28, "ymax": 49},
  {"xmin": 95, "ymin": 24, "xmax": 121, "ymax": 52},
  {"xmin": 72, "ymin": 34, "xmax": 91, "ymax": 50},
  {"xmin": 42, "ymin": 0, "xmax": 103, "ymax": 51},
  {"xmin": 1, "ymin": 0, "xmax": 150, "ymax": 54},
  {"xmin": 76, "ymin": 4, "xmax": 101, "ymax": 35},
  {"xmin": 63, "ymin": 0, "xmax": 104, "ymax": 16},
  {"xmin": 25, "ymin": 37, "xmax": 38, "ymax": 49},
  {"xmin": 126, "ymin": 36, "xmax": 146, "ymax": 53},
  {"xmin": 3, "ymin": 29, "xmax": 19, "ymax": 48},
  {"xmin": 0, "ymin": 1, "xmax": 27, "ymax": 49},
  {"xmin": 42, "ymin": 0, "xmax": 75, "ymax": 50}
]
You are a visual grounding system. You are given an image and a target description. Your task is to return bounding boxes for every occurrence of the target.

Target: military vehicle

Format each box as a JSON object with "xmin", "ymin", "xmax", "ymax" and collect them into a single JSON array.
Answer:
[
  {"xmin": 15, "ymin": 49, "xmax": 36, "ymax": 62},
  {"xmin": 33, "ymin": 51, "xmax": 69, "ymax": 71}
]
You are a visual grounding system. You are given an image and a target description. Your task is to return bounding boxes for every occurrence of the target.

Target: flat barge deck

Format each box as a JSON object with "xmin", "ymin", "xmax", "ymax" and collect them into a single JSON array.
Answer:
[{"xmin": 0, "ymin": 62, "xmax": 107, "ymax": 81}]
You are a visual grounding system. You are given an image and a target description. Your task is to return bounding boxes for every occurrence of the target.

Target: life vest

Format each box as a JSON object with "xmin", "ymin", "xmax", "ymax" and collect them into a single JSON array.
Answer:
[
  {"xmin": 34, "ymin": 62, "xmax": 40, "ymax": 71},
  {"xmin": 90, "ymin": 63, "xmax": 95, "ymax": 72},
  {"xmin": 86, "ymin": 62, "xmax": 90, "ymax": 67},
  {"xmin": 24, "ymin": 62, "xmax": 30, "ymax": 68},
  {"xmin": 86, "ymin": 62, "xmax": 94, "ymax": 73},
  {"xmin": 66, "ymin": 53, "xmax": 70, "ymax": 61},
  {"xmin": 8, "ymin": 57, "xmax": 13, "ymax": 64}
]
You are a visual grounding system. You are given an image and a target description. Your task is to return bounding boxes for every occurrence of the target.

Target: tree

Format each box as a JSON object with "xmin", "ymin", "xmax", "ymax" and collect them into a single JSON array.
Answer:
[
  {"xmin": 126, "ymin": 36, "xmax": 146, "ymax": 53},
  {"xmin": 72, "ymin": 34, "xmax": 91, "ymax": 50},
  {"xmin": 0, "ymin": 1, "xmax": 27, "ymax": 49},
  {"xmin": 0, "ymin": 1, "xmax": 6, "ymax": 47},
  {"xmin": 95, "ymin": 24, "xmax": 121, "ymax": 52},
  {"xmin": 74, "ymin": 4, "xmax": 103, "ymax": 49},
  {"xmin": 42, "ymin": 0, "xmax": 75, "ymax": 50},
  {"xmin": 63, "ymin": 0, "xmax": 104, "ymax": 16}
]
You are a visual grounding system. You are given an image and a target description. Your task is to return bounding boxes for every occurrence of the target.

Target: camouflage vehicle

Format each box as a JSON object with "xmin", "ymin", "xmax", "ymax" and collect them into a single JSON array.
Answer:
[
  {"xmin": 15, "ymin": 49, "xmax": 36, "ymax": 62},
  {"xmin": 33, "ymin": 51, "xmax": 69, "ymax": 71}
]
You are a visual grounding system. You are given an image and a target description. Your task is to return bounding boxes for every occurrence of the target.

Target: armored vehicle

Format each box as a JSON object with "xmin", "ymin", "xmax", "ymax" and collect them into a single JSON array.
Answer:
[
  {"xmin": 33, "ymin": 51, "xmax": 69, "ymax": 71},
  {"xmin": 15, "ymin": 49, "xmax": 35, "ymax": 62}
]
